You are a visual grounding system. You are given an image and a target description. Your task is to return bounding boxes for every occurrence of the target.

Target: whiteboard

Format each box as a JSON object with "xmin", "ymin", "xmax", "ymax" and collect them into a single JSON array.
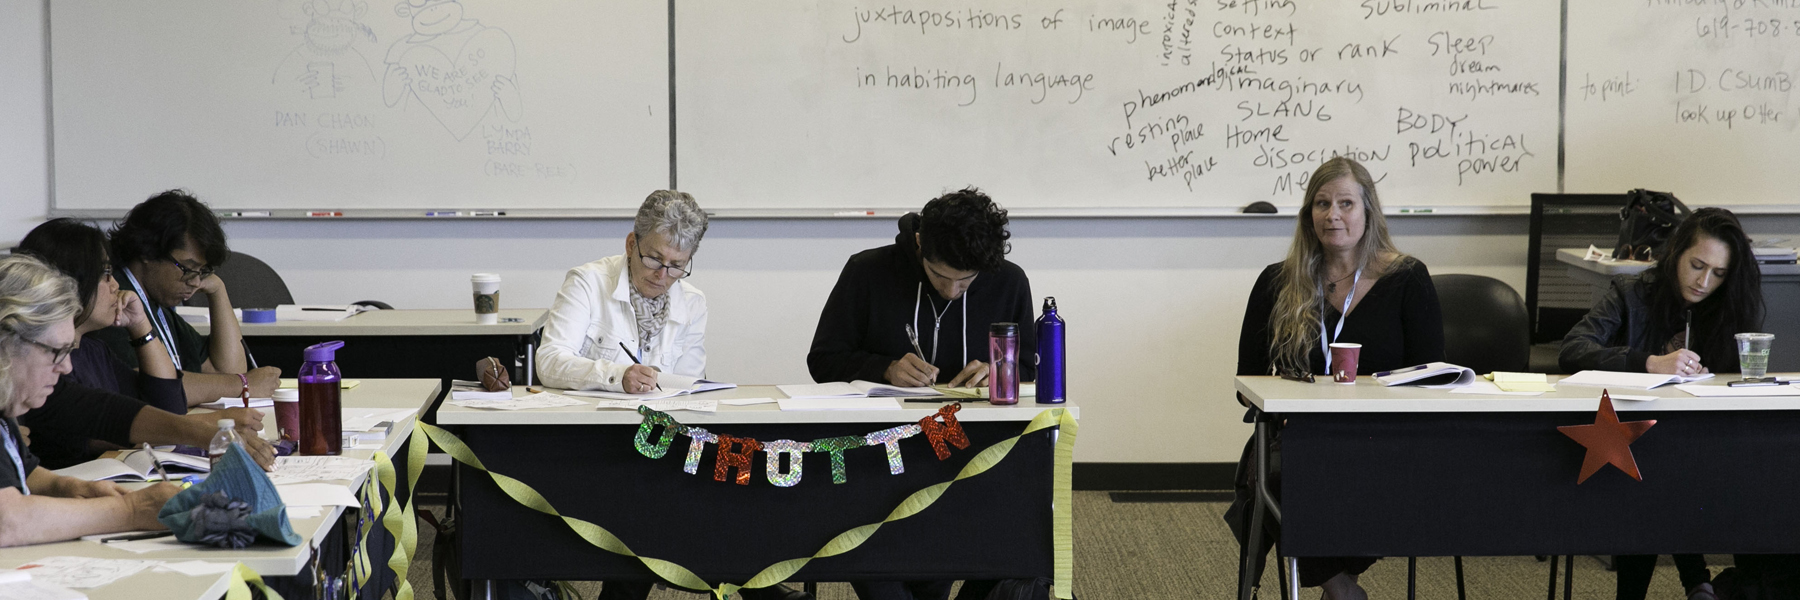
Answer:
[
  {"xmin": 49, "ymin": 0, "xmax": 668, "ymax": 213},
  {"xmin": 1565, "ymin": 0, "xmax": 1800, "ymax": 207},
  {"xmin": 676, "ymin": 0, "xmax": 1560, "ymax": 213}
]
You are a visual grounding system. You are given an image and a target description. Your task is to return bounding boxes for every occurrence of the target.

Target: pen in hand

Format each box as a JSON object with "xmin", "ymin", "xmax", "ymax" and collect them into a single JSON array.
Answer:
[
  {"xmin": 618, "ymin": 342, "xmax": 661, "ymax": 392},
  {"xmin": 141, "ymin": 443, "xmax": 169, "ymax": 482}
]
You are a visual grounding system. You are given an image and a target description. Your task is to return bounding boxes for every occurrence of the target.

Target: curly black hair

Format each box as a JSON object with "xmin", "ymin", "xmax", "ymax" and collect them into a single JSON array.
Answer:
[
  {"xmin": 18, "ymin": 218, "xmax": 110, "ymax": 325},
  {"xmin": 918, "ymin": 187, "xmax": 1010, "ymax": 272},
  {"xmin": 109, "ymin": 189, "xmax": 230, "ymax": 269}
]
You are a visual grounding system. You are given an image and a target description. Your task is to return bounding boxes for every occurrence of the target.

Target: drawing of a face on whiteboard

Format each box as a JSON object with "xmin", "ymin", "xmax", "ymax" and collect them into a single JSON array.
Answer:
[
  {"xmin": 381, "ymin": 0, "xmax": 524, "ymax": 141},
  {"xmin": 271, "ymin": 0, "xmax": 379, "ymax": 102}
]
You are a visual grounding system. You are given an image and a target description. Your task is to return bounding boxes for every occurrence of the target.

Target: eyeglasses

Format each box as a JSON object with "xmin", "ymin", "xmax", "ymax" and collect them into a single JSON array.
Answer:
[
  {"xmin": 634, "ymin": 247, "xmax": 692, "ymax": 279},
  {"xmin": 166, "ymin": 258, "xmax": 217, "ymax": 282},
  {"xmin": 7, "ymin": 332, "xmax": 78, "ymax": 366}
]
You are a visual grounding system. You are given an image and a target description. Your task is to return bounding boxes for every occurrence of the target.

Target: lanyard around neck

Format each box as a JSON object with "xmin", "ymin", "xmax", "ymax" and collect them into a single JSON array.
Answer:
[
  {"xmin": 2, "ymin": 421, "xmax": 28, "ymax": 495},
  {"xmin": 1320, "ymin": 268, "xmax": 1362, "ymax": 375},
  {"xmin": 122, "ymin": 266, "xmax": 183, "ymax": 371}
]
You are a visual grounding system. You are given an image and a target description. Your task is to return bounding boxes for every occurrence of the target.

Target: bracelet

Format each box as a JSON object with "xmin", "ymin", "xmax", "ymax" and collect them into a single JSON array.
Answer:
[
  {"xmin": 237, "ymin": 373, "xmax": 250, "ymax": 402},
  {"xmin": 129, "ymin": 331, "xmax": 157, "ymax": 348}
]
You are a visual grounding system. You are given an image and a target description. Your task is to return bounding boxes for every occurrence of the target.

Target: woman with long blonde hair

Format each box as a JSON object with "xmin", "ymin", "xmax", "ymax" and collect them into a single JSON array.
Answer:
[{"xmin": 1227, "ymin": 157, "xmax": 1446, "ymax": 599}]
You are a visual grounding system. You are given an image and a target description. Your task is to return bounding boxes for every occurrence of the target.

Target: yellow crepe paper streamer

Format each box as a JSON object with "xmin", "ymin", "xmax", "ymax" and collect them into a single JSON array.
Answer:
[
  {"xmin": 404, "ymin": 407, "xmax": 1077, "ymax": 600},
  {"xmin": 224, "ymin": 563, "xmax": 285, "ymax": 600}
]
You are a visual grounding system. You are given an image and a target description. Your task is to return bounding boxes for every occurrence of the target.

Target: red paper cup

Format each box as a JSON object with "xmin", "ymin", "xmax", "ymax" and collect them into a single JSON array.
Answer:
[
  {"xmin": 1329, "ymin": 343, "xmax": 1362, "ymax": 384},
  {"xmin": 273, "ymin": 390, "xmax": 301, "ymax": 442}
]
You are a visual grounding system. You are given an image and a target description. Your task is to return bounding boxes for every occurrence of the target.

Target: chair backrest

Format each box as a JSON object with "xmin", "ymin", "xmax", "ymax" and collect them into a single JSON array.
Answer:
[
  {"xmin": 1434, "ymin": 274, "xmax": 1530, "ymax": 374},
  {"xmin": 1527, "ymin": 193, "xmax": 1629, "ymax": 344},
  {"xmin": 184, "ymin": 251, "xmax": 294, "ymax": 309}
]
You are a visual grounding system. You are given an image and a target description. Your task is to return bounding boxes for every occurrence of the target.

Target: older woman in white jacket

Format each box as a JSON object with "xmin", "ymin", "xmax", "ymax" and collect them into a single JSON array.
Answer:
[{"xmin": 537, "ymin": 191, "xmax": 710, "ymax": 393}]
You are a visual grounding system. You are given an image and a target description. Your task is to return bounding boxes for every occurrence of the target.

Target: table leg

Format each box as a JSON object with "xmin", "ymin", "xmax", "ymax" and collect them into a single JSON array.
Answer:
[
  {"xmin": 1455, "ymin": 556, "xmax": 1466, "ymax": 600},
  {"xmin": 1545, "ymin": 555, "xmax": 1559, "ymax": 600},
  {"xmin": 1284, "ymin": 556, "xmax": 1299, "ymax": 600},
  {"xmin": 1407, "ymin": 556, "xmax": 1417, "ymax": 600},
  {"xmin": 1240, "ymin": 420, "xmax": 1270, "ymax": 600},
  {"xmin": 1562, "ymin": 555, "xmax": 1573, "ymax": 600}
]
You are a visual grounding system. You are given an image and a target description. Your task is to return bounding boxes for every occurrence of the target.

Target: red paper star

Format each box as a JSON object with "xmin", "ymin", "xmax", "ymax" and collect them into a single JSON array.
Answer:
[{"xmin": 1558, "ymin": 391, "xmax": 1657, "ymax": 484}]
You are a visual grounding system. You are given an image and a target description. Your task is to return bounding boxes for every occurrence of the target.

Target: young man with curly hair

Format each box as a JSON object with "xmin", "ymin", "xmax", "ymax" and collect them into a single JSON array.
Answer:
[
  {"xmin": 808, "ymin": 187, "xmax": 1037, "ymax": 389},
  {"xmin": 806, "ymin": 188, "xmax": 1038, "ymax": 600}
]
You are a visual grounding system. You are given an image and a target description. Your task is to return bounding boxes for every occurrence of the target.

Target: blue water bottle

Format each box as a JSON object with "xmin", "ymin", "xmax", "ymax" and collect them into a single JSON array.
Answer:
[{"xmin": 1035, "ymin": 297, "xmax": 1066, "ymax": 403}]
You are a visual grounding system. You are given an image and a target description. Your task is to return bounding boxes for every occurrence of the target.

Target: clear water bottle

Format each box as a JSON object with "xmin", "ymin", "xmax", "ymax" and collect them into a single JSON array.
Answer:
[
  {"xmin": 299, "ymin": 341, "xmax": 345, "ymax": 456},
  {"xmin": 988, "ymin": 323, "xmax": 1019, "ymax": 405},
  {"xmin": 208, "ymin": 419, "xmax": 244, "ymax": 467},
  {"xmin": 1035, "ymin": 297, "xmax": 1066, "ymax": 404}
]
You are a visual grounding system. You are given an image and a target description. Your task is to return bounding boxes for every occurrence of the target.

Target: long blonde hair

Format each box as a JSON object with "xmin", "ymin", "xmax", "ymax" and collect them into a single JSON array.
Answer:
[
  {"xmin": 1266, "ymin": 157, "xmax": 1409, "ymax": 374},
  {"xmin": 0, "ymin": 254, "xmax": 81, "ymax": 414}
]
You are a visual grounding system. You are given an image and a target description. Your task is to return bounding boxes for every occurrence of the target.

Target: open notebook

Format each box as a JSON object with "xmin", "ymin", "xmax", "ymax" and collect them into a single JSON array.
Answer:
[
  {"xmin": 1559, "ymin": 370, "xmax": 1714, "ymax": 390},
  {"xmin": 565, "ymin": 372, "xmax": 737, "ymax": 401},
  {"xmin": 52, "ymin": 448, "xmax": 210, "ymax": 482},
  {"xmin": 777, "ymin": 381, "xmax": 939, "ymax": 399}
]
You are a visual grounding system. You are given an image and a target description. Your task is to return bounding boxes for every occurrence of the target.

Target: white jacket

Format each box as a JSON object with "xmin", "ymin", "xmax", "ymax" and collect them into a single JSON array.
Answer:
[{"xmin": 535, "ymin": 255, "xmax": 707, "ymax": 391}]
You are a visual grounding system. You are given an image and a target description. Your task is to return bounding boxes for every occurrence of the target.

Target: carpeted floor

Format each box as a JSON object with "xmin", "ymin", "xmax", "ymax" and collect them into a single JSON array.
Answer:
[{"xmin": 398, "ymin": 491, "xmax": 1706, "ymax": 599}]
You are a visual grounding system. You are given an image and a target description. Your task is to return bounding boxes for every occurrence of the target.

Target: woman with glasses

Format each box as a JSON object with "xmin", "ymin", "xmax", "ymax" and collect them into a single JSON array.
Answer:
[
  {"xmin": 1228, "ymin": 157, "xmax": 1445, "ymax": 600},
  {"xmin": 18, "ymin": 219, "xmax": 185, "ymax": 414},
  {"xmin": 1560, "ymin": 207, "xmax": 1766, "ymax": 600},
  {"xmin": 92, "ymin": 190, "xmax": 281, "ymax": 406},
  {"xmin": 0, "ymin": 254, "xmax": 181, "ymax": 547},
  {"xmin": 537, "ymin": 190, "xmax": 712, "ymax": 394}
]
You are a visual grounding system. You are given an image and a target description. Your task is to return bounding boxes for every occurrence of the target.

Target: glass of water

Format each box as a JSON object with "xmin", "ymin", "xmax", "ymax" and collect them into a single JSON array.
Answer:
[{"xmin": 1736, "ymin": 333, "xmax": 1775, "ymax": 380}]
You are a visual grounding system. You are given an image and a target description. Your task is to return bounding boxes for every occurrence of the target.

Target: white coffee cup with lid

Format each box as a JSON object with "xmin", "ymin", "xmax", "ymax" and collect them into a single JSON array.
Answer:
[{"xmin": 471, "ymin": 273, "xmax": 501, "ymax": 324}]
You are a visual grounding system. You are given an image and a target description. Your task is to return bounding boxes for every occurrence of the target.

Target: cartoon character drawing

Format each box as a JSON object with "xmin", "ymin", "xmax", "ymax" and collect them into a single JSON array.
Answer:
[
  {"xmin": 382, "ymin": 0, "xmax": 522, "ymax": 140},
  {"xmin": 272, "ymin": 0, "xmax": 379, "ymax": 100}
]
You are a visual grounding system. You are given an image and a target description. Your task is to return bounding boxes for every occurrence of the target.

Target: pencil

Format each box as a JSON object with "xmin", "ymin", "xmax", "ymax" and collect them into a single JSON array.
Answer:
[{"xmin": 617, "ymin": 342, "xmax": 661, "ymax": 392}]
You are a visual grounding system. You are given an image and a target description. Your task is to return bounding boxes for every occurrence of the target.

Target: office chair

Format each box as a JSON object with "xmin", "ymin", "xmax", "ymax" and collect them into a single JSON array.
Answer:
[{"xmin": 1435, "ymin": 274, "xmax": 1530, "ymax": 374}]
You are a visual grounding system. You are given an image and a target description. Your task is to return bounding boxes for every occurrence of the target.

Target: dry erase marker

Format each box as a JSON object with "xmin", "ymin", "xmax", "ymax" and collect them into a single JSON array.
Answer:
[
  {"xmin": 308, "ymin": 211, "xmax": 343, "ymax": 217},
  {"xmin": 834, "ymin": 211, "xmax": 877, "ymax": 216},
  {"xmin": 219, "ymin": 211, "xmax": 270, "ymax": 218},
  {"xmin": 425, "ymin": 211, "xmax": 458, "ymax": 217},
  {"xmin": 469, "ymin": 210, "xmax": 506, "ymax": 217}
]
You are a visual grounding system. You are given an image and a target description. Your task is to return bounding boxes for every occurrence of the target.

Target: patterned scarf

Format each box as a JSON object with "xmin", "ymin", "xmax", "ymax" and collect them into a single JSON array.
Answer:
[{"xmin": 629, "ymin": 285, "xmax": 670, "ymax": 358}]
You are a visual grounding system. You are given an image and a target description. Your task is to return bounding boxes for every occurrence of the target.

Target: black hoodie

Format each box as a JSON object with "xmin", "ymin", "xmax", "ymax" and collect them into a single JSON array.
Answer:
[{"xmin": 808, "ymin": 213, "xmax": 1037, "ymax": 384}]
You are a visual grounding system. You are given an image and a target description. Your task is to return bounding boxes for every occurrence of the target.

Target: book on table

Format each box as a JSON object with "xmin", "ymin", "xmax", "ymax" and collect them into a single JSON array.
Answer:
[
  {"xmin": 777, "ymin": 380, "xmax": 939, "ymax": 399},
  {"xmin": 52, "ymin": 448, "xmax": 210, "ymax": 482},
  {"xmin": 1372, "ymin": 362, "xmax": 1478, "ymax": 387},
  {"xmin": 1558, "ymin": 370, "xmax": 1714, "ymax": 390}
]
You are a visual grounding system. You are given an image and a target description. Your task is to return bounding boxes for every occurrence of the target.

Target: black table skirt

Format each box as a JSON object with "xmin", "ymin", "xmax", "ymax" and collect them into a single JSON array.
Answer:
[
  {"xmin": 1281, "ymin": 410, "xmax": 1800, "ymax": 557},
  {"xmin": 247, "ymin": 334, "xmax": 530, "ymax": 380},
  {"xmin": 454, "ymin": 421, "xmax": 1057, "ymax": 584}
]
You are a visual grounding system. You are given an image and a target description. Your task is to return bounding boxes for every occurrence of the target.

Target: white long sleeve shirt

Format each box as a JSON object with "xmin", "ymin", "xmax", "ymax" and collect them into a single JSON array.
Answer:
[{"xmin": 535, "ymin": 255, "xmax": 707, "ymax": 391}]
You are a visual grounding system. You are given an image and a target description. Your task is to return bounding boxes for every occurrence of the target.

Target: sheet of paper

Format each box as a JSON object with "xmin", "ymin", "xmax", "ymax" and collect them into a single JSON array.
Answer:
[
  {"xmin": 1676, "ymin": 383, "xmax": 1800, "ymax": 397},
  {"xmin": 1448, "ymin": 380, "xmax": 1545, "ymax": 396},
  {"xmin": 719, "ymin": 398, "xmax": 778, "ymax": 406},
  {"xmin": 267, "ymin": 456, "xmax": 374, "ymax": 485},
  {"xmin": 153, "ymin": 561, "xmax": 236, "ymax": 576},
  {"xmin": 449, "ymin": 390, "xmax": 512, "ymax": 401},
  {"xmin": 15, "ymin": 557, "xmax": 158, "ymax": 589},
  {"xmin": 591, "ymin": 399, "xmax": 718, "ymax": 412},
  {"xmin": 565, "ymin": 388, "xmax": 689, "ymax": 401},
  {"xmin": 0, "ymin": 576, "xmax": 86, "ymax": 600},
  {"xmin": 447, "ymin": 393, "xmax": 587, "ymax": 411},
  {"xmin": 1495, "ymin": 381, "xmax": 1558, "ymax": 392},
  {"xmin": 778, "ymin": 398, "xmax": 902, "ymax": 411},
  {"xmin": 199, "ymin": 397, "xmax": 273, "ymax": 409},
  {"xmin": 775, "ymin": 383, "xmax": 864, "ymax": 399},
  {"xmin": 276, "ymin": 483, "xmax": 360, "ymax": 507},
  {"xmin": 287, "ymin": 505, "xmax": 324, "ymax": 519}
]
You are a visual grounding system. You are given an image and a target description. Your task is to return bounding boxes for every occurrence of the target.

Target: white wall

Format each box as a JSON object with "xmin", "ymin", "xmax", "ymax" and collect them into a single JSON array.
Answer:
[{"xmin": 16, "ymin": 0, "xmax": 1784, "ymax": 465}]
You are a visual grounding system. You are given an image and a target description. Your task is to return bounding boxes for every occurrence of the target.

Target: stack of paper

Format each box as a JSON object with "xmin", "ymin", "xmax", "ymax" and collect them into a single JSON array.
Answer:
[
  {"xmin": 1490, "ymin": 372, "xmax": 1558, "ymax": 392},
  {"xmin": 267, "ymin": 456, "xmax": 375, "ymax": 485}
]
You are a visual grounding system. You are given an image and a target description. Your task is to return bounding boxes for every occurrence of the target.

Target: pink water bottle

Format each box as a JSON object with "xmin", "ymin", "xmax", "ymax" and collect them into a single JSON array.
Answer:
[{"xmin": 988, "ymin": 323, "xmax": 1019, "ymax": 405}]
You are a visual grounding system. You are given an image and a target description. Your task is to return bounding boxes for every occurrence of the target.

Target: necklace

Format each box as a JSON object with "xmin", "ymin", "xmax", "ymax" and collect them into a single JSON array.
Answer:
[{"xmin": 1324, "ymin": 270, "xmax": 1356, "ymax": 293}]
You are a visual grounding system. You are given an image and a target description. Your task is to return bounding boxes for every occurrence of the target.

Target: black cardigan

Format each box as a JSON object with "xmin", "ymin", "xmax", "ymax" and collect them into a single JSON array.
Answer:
[
  {"xmin": 1237, "ymin": 258, "xmax": 1446, "ymax": 378},
  {"xmin": 20, "ymin": 381, "xmax": 148, "ymax": 470},
  {"xmin": 808, "ymin": 213, "xmax": 1037, "ymax": 385}
]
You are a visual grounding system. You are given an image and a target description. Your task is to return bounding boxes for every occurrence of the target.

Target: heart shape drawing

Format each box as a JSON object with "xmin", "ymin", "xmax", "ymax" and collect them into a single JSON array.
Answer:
[{"xmin": 397, "ymin": 28, "xmax": 516, "ymax": 141}]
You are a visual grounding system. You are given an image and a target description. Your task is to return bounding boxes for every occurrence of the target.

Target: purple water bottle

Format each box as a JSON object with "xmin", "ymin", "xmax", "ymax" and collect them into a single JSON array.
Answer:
[
  {"xmin": 1035, "ymin": 297, "xmax": 1065, "ymax": 404},
  {"xmin": 298, "ymin": 341, "xmax": 345, "ymax": 455},
  {"xmin": 988, "ymin": 323, "xmax": 1019, "ymax": 405}
]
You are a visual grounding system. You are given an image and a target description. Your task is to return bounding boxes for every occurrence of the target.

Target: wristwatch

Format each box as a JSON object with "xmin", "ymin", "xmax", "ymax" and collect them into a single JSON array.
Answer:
[{"xmin": 129, "ymin": 331, "xmax": 157, "ymax": 348}]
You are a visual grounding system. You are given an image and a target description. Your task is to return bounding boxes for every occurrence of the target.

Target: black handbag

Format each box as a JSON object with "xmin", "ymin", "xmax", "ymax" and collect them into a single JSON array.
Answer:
[{"xmin": 1612, "ymin": 189, "xmax": 1691, "ymax": 261}]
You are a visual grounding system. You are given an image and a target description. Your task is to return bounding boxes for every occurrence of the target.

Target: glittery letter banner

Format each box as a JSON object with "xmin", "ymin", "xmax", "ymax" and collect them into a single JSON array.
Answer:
[
  {"xmin": 714, "ymin": 435, "xmax": 762, "ymax": 485},
  {"xmin": 918, "ymin": 403, "xmax": 971, "ymax": 460},
  {"xmin": 634, "ymin": 407, "xmax": 687, "ymax": 459},
  {"xmin": 762, "ymin": 440, "xmax": 812, "ymax": 487},
  {"xmin": 864, "ymin": 424, "xmax": 922, "ymax": 475},
  {"xmin": 809, "ymin": 436, "xmax": 865, "ymax": 484},
  {"xmin": 682, "ymin": 428, "xmax": 717, "ymax": 474}
]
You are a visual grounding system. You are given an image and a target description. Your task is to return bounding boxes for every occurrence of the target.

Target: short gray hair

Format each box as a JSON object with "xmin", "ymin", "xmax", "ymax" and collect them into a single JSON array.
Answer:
[
  {"xmin": 0, "ymin": 254, "xmax": 81, "ymax": 413},
  {"xmin": 633, "ymin": 190, "xmax": 709, "ymax": 254}
]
